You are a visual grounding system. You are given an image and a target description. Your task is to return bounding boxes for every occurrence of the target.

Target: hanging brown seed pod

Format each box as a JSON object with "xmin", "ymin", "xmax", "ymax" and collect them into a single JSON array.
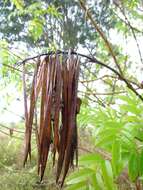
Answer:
[{"xmin": 22, "ymin": 51, "xmax": 81, "ymax": 187}]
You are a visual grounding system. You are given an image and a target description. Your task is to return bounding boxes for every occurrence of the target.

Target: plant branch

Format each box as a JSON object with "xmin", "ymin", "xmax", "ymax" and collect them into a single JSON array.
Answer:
[
  {"xmin": 15, "ymin": 50, "xmax": 143, "ymax": 102},
  {"xmin": 0, "ymin": 123, "xmax": 24, "ymax": 134},
  {"xmin": 79, "ymin": 87, "xmax": 140, "ymax": 96},
  {"xmin": 78, "ymin": 0, "xmax": 123, "ymax": 75},
  {"xmin": 114, "ymin": 2, "xmax": 143, "ymax": 65}
]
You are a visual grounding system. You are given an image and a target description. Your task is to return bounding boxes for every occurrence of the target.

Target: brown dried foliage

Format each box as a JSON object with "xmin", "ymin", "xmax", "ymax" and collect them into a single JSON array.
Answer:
[{"xmin": 22, "ymin": 52, "xmax": 81, "ymax": 187}]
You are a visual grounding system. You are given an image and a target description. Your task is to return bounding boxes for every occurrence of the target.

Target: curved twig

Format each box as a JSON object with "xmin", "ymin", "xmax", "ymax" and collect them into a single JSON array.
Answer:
[
  {"xmin": 79, "ymin": 0, "xmax": 123, "ymax": 75},
  {"xmin": 15, "ymin": 50, "xmax": 143, "ymax": 102}
]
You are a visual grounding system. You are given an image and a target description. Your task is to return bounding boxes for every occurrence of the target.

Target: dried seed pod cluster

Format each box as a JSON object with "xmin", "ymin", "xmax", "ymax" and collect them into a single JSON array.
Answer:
[{"xmin": 22, "ymin": 52, "xmax": 81, "ymax": 187}]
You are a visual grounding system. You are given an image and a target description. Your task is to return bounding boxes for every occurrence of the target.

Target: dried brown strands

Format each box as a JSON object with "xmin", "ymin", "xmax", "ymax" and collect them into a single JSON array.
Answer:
[{"xmin": 22, "ymin": 52, "xmax": 81, "ymax": 187}]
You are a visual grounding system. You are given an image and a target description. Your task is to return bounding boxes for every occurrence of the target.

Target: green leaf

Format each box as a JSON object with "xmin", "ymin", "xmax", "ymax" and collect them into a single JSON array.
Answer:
[
  {"xmin": 112, "ymin": 139, "xmax": 122, "ymax": 176},
  {"xmin": 11, "ymin": 0, "xmax": 24, "ymax": 10},
  {"xmin": 95, "ymin": 173, "xmax": 105, "ymax": 190},
  {"xmin": 47, "ymin": 5, "xmax": 62, "ymax": 19},
  {"xmin": 120, "ymin": 104, "xmax": 141, "ymax": 115},
  {"xmin": 66, "ymin": 181, "xmax": 87, "ymax": 190},
  {"xmin": 28, "ymin": 19, "xmax": 44, "ymax": 41},
  {"xmin": 128, "ymin": 151, "xmax": 139, "ymax": 181},
  {"xmin": 118, "ymin": 95, "xmax": 135, "ymax": 105},
  {"xmin": 79, "ymin": 154, "xmax": 103, "ymax": 166},
  {"xmin": 101, "ymin": 160, "xmax": 116, "ymax": 190},
  {"xmin": 139, "ymin": 149, "xmax": 143, "ymax": 176},
  {"xmin": 95, "ymin": 129, "xmax": 117, "ymax": 147},
  {"xmin": 66, "ymin": 168, "xmax": 94, "ymax": 185},
  {"xmin": 125, "ymin": 115, "xmax": 140, "ymax": 122},
  {"xmin": 90, "ymin": 174, "xmax": 101, "ymax": 190}
]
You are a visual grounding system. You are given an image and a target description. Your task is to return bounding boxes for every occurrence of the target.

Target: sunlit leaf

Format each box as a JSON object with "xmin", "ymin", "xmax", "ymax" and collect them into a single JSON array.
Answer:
[
  {"xmin": 66, "ymin": 168, "xmax": 95, "ymax": 185},
  {"xmin": 112, "ymin": 139, "xmax": 122, "ymax": 176},
  {"xmin": 28, "ymin": 19, "xmax": 44, "ymax": 41},
  {"xmin": 11, "ymin": 0, "xmax": 24, "ymax": 10},
  {"xmin": 139, "ymin": 149, "xmax": 143, "ymax": 176},
  {"xmin": 79, "ymin": 153, "xmax": 103, "ymax": 166},
  {"xmin": 128, "ymin": 151, "xmax": 139, "ymax": 181},
  {"xmin": 101, "ymin": 160, "xmax": 116, "ymax": 190}
]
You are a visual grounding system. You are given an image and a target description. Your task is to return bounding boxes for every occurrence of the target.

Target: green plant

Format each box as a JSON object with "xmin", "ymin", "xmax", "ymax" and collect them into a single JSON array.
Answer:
[{"xmin": 66, "ymin": 91, "xmax": 143, "ymax": 189}]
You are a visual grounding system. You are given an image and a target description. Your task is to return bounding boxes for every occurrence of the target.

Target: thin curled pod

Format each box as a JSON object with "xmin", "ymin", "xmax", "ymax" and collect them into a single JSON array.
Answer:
[
  {"xmin": 53, "ymin": 54, "xmax": 62, "ymax": 164},
  {"xmin": 22, "ymin": 63, "xmax": 29, "ymax": 163},
  {"xmin": 35, "ymin": 59, "xmax": 45, "ymax": 97},
  {"xmin": 34, "ymin": 58, "xmax": 41, "ymax": 161},
  {"xmin": 38, "ymin": 60, "xmax": 48, "ymax": 174},
  {"xmin": 22, "ymin": 63, "xmax": 28, "ymax": 123},
  {"xmin": 39, "ymin": 60, "xmax": 48, "ymax": 139},
  {"xmin": 56, "ymin": 59, "xmax": 69, "ymax": 183},
  {"xmin": 23, "ymin": 62, "xmax": 40, "ymax": 165}
]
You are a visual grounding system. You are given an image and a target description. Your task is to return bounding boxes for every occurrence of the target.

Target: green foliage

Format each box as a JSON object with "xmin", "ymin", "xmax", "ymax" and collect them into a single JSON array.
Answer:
[
  {"xmin": 111, "ymin": 139, "xmax": 121, "ymax": 176},
  {"xmin": 128, "ymin": 151, "xmax": 139, "ymax": 181},
  {"xmin": 0, "ymin": 138, "xmax": 20, "ymax": 167},
  {"xmin": 0, "ymin": 0, "xmax": 117, "ymax": 49},
  {"xmin": 0, "ymin": 137, "xmax": 58, "ymax": 190},
  {"xmin": 66, "ymin": 154, "xmax": 117, "ymax": 190},
  {"xmin": 11, "ymin": 0, "xmax": 24, "ymax": 10},
  {"xmin": 28, "ymin": 19, "xmax": 44, "ymax": 41},
  {"xmin": 66, "ymin": 91, "xmax": 143, "ymax": 189}
]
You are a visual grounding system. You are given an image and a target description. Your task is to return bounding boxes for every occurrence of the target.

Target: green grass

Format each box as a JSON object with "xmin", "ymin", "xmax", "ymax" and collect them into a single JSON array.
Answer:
[
  {"xmin": 0, "ymin": 136, "xmax": 59, "ymax": 190},
  {"xmin": 0, "ymin": 127, "xmax": 96, "ymax": 190}
]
